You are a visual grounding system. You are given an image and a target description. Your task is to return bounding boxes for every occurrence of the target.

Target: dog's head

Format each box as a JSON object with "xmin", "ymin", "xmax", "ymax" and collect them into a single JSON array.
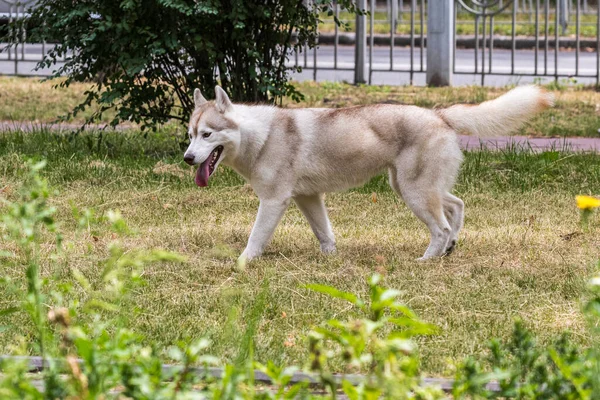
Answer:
[{"xmin": 184, "ymin": 86, "xmax": 240, "ymax": 187}]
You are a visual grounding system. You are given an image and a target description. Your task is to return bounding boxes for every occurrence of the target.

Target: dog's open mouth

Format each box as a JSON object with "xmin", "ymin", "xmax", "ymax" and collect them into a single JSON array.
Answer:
[{"xmin": 195, "ymin": 145, "xmax": 223, "ymax": 187}]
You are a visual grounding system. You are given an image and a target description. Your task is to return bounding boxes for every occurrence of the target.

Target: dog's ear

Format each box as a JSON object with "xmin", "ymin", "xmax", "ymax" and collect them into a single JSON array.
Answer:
[
  {"xmin": 194, "ymin": 88, "xmax": 207, "ymax": 108},
  {"xmin": 214, "ymin": 86, "xmax": 233, "ymax": 113}
]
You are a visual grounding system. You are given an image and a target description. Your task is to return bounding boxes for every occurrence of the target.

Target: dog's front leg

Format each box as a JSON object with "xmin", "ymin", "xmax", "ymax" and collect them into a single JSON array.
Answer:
[
  {"xmin": 239, "ymin": 197, "xmax": 291, "ymax": 262},
  {"xmin": 294, "ymin": 194, "xmax": 336, "ymax": 254}
]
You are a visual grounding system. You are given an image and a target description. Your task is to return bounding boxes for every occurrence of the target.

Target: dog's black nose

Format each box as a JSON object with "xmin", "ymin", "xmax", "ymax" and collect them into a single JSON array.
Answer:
[{"xmin": 183, "ymin": 154, "xmax": 195, "ymax": 165}]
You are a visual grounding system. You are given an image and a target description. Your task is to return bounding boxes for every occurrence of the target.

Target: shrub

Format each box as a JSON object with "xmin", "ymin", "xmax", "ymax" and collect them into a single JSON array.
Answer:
[{"xmin": 14, "ymin": 0, "xmax": 361, "ymax": 129}]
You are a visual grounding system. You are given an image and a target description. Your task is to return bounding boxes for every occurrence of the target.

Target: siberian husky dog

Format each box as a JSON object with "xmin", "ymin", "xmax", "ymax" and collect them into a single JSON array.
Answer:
[{"xmin": 184, "ymin": 85, "xmax": 553, "ymax": 263}]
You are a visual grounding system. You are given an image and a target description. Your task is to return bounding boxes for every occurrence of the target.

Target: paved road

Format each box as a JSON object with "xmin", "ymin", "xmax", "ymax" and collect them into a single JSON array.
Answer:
[
  {"xmin": 1, "ymin": 43, "xmax": 598, "ymax": 86},
  {"xmin": 290, "ymin": 45, "xmax": 600, "ymax": 86}
]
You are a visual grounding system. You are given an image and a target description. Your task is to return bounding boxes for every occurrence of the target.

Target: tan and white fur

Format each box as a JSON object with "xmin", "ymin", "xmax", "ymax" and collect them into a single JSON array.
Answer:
[{"xmin": 184, "ymin": 85, "xmax": 553, "ymax": 263}]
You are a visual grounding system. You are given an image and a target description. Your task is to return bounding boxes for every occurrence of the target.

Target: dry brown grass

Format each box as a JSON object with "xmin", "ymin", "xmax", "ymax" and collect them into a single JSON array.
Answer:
[
  {"xmin": 0, "ymin": 77, "xmax": 94, "ymax": 122},
  {"xmin": 1, "ymin": 129, "xmax": 599, "ymax": 374},
  {"xmin": 1, "ymin": 77, "xmax": 599, "ymax": 137},
  {"xmin": 38, "ymin": 185, "xmax": 600, "ymax": 374}
]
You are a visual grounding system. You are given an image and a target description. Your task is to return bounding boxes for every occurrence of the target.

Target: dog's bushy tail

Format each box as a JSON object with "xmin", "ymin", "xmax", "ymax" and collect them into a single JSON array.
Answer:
[{"xmin": 439, "ymin": 85, "xmax": 554, "ymax": 137}]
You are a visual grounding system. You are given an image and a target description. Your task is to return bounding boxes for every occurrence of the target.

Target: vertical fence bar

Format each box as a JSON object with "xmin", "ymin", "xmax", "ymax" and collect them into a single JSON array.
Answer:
[
  {"xmin": 19, "ymin": 4, "xmax": 25, "ymax": 63},
  {"xmin": 12, "ymin": 4, "xmax": 18, "ymax": 75},
  {"xmin": 535, "ymin": 0, "xmax": 539, "ymax": 74},
  {"xmin": 303, "ymin": 2, "xmax": 310, "ymax": 71},
  {"xmin": 453, "ymin": 3, "xmax": 457, "ymax": 73},
  {"xmin": 475, "ymin": 16, "xmax": 479, "ymax": 73},
  {"xmin": 42, "ymin": 20, "xmax": 46, "ymax": 60},
  {"xmin": 554, "ymin": 0, "xmax": 559, "ymax": 81},
  {"xmin": 420, "ymin": 0, "xmax": 424, "ymax": 71},
  {"xmin": 489, "ymin": 16, "xmax": 494, "ymax": 73},
  {"xmin": 597, "ymin": 0, "xmax": 599, "ymax": 86},
  {"xmin": 314, "ymin": 16, "xmax": 318, "ymax": 81},
  {"xmin": 355, "ymin": 0, "xmax": 367, "ymax": 84},
  {"xmin": 334, "ymin": 0, "xmax": 339, "ymax": 69},
  {"xmin": 304, "ymin": 44, "xmax": 308, "ymax": 68},
  {"xmin": 8, "ymin": 4, "xmax": 13, "ymax": 62},
  {"xmin": 575, "ymin": 0, "xmax": 580, "ymax": 76},
  {"xmin": 410, "ymin": 0, "xmax": 415, "ymax": 83},
  {"xmin": 391, "ymin": 0, "xmax": 397, "ymax": 70},
  {"xmin": 544, "ymin": 0, "xmax": 549, "ymax": 75},
  {"xmin": 313, "ymin": 47, "xmax": 317, "ymax": 80},
  {"xmin": 482, "ymin": 13, "xmax": 487, "ymax": 85},
  {"xmin": 511, "ymin": 0, "xmax": 516, "ymax": 75},
  {"xmin": 369, "ymin": 0, "xmax": 374, "ymax": 84}
]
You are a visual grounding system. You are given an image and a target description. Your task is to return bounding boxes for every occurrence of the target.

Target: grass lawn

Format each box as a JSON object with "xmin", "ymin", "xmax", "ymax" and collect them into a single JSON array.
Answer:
[
  {"xmin": 1, "ymin": 128, "xmax": 599, "ymax": 375},
  {"xmin": 319, "ymin": 11, "xmax": 599, "ymax": 37},
  {"xmin": 0, "ymin": 77, "xmax": 599, "ymax": 137}
]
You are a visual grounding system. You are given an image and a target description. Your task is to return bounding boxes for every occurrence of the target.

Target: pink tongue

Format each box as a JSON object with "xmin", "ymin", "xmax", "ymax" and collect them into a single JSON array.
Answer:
[{"xmin": 195, "ymin": 153, "xmax": 214, "ymax": 187}]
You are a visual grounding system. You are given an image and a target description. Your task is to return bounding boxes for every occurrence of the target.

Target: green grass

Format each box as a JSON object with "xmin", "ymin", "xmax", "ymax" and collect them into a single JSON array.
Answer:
[
  {"xmin": 320, "ymin": 11, "xmax": 599, "ymax": 37},
  {"xmin": 1, "ymin": 129, "xmax": 599, "ymax": 375},
  {"xmin": 1, "ymin": 77, "xmax": 599, "ymax": 137}
]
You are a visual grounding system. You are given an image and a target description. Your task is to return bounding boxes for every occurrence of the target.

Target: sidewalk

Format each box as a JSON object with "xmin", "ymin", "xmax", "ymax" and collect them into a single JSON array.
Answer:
[
  {"xmin": 318, "ymin": 32, "xmax": 599, "ymax": 50},
  {"xmin": 1, "ymin": 121, "xmax": 599, "ymax": 153}
]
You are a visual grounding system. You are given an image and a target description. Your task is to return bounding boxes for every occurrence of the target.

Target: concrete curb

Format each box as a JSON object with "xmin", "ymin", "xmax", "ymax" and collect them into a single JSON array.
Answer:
[
  {"xmin": 0, "ymin": 356, "xmax": 499, "ymax": 393},
  {"xmin": 318, "ymin": 32, "xmax": 599, "ymax": 50}
]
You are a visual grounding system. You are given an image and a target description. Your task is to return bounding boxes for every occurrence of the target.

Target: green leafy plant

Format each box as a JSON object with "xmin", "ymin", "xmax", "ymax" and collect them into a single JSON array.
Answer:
[
  {"xmin": 452, "ymin": 265, "xmax": 600, "ymax": 399},
  {"xmin": 306, "ymin": 275, "xmax": 442, "ymax": 399},
  {"xmin": 13, "ymin": 0, "xmax": 362, "ymax": 129}
]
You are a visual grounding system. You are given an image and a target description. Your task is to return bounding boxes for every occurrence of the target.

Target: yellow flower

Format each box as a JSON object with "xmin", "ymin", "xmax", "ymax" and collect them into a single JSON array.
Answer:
[{"xmin": 576, "ymin": 195, "xmax": 600, "ymax": 210}]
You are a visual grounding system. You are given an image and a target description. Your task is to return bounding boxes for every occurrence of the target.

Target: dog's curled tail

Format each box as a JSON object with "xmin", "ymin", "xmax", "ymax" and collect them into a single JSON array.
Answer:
[{"xmin": 439, "ymin": 85, "xmax": 554, "ymax": 138}]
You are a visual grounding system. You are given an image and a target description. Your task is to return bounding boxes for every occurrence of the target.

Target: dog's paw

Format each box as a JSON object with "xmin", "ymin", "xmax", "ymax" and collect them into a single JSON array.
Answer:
[
  {"xmin": 444, "ymin": 239, "xmax": 457, "ymax": 256},
  {"xmin": 235, "ymin": 254, "xmax": 248, "ymax": 272},
  {"xmin": 320, "ymin": 242, "xmax": 337, "ymax": 254}
]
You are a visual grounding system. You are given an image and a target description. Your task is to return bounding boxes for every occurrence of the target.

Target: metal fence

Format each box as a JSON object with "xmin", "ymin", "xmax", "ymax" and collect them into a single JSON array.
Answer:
[
  {"xmin": 0, "ymin": 0, "xmax": 53, "ymax": 76},
  {"xmin": 455, "ymin": 0, "xmax": 600, "ymax": 85},
  {"xmin": 1, "ymin": 0, "xmax": 599, "ymax": 86},
  {"xmin": 292, "ymin": 0, "xmax": 599, "ymax": 86},
  {"xmin": 291, "ymin": 0, "xmax": 427, "ymax": 84}
]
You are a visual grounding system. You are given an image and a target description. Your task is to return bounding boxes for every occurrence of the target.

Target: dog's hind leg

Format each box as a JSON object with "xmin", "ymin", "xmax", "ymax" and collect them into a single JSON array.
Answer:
[
  {"xmin": 389, "ymin": 149, "xmax": 454, "ymax": 260},
  {"xmin": 400, "ymin": 183, "xmax": 452, "ymax": 260},
  {"xmin": 241, "ymin": 198, "xmax": 291, "ymax": 261},
  {"xmin": 442, "ymin": 193, "xmax": 464, "ymax": 255},
  {"xmin": 294, "ymin": 194, "xmax": 336, "ymax": 254}
]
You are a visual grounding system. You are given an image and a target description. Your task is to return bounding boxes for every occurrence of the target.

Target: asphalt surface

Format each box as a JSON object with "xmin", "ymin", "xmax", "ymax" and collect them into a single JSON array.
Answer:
[
  {"xmin": 1, "ymin": 43, "xmax": 599, "ymax": 86},
  {"xmin": 289, "ymin": 44, "xmax": 599, "ymax": 86}
]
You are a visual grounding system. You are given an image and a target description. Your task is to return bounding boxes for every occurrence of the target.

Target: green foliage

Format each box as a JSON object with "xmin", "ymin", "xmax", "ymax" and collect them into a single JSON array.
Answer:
[
  {"xmin": 2, "ymin": 161, "xmax": 600, "ymax": 398},
  {"xmin": 306, "ymin": 275, "xmax": 442, "ymax": 399},
  {"xmin": 0, "ymin": 161, "xmax": 440, "ymax": 398},
  {"xmin": 453, "ymin": 265, "xmax": 600, "ymax": 399},
  {"xmin": 15, "ymin": 0, "xmax": 361, "ymax": 128}
]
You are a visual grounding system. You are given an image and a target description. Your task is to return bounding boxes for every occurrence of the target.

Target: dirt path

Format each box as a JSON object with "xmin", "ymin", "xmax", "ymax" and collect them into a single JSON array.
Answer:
[{"xmin": 1, "ymin": 121, "xmax": 599, "ymax": 153}]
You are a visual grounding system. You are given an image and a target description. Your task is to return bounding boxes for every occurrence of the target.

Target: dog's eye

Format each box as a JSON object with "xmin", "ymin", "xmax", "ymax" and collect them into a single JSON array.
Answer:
[{"xmin": 202, "ymin": 131, "xmax": 212, "ymax": 138}]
